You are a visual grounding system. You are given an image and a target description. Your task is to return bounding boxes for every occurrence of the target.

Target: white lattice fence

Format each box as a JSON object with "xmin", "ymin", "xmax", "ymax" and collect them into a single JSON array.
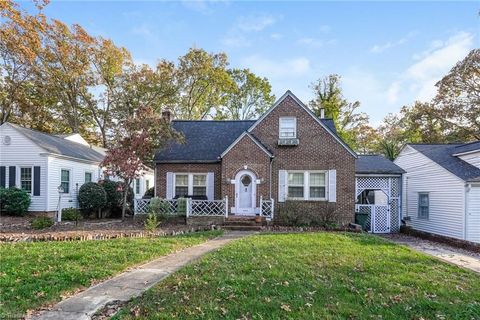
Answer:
[
  {"xmin": 189, "ymin": 198, "xmax": 227, "ymax": 217},
  {"xmin": 260, "ymin": 197, "xmax": 274, "ymax": 219},
  {"xmin": 134, "ymin": 199, "xmax": 151, "ymax": 214},
  {"xmin": 134, "ymin": 198, "xmax": 183, "ymax": 215}
]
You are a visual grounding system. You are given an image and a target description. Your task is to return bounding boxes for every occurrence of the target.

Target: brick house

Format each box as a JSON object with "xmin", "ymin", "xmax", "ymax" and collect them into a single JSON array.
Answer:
[{"xmin": 154, "ymin": 91, "xmax": 358, "ymax": 226}]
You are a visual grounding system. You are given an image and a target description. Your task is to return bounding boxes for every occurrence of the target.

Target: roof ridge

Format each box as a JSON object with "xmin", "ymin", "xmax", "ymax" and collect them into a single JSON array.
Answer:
[
  {"xmin": 455, "ymin": 140, "xmax": 480, "ymax": 148},
  {"xmin": 172, "ymin": 119, "xmax": 256, "ymax": 122}
]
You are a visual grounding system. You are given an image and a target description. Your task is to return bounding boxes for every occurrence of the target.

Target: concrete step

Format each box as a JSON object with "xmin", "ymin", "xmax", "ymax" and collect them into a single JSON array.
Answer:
[{"xmin": 223, "ymin": 220, "xmax": 259, "ymax": 226}]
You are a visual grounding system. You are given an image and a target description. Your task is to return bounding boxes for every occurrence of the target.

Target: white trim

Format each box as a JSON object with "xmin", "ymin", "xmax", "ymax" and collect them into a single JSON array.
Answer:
[
  {"xmin": 18, "ymin": 166, "xmax": 33, "ymax": 195},
  {"xmin": 279, "ymin": 116, "xmax": 297, "ymax": 139},
  {"xmin": 233, "ymin": 169, "xmax": 257, "ymax": 215},
  {"xmin": 452, "ymin": 149, "xmax": 480, "ymax": 157},
  {"xmin": 84, "ymin": 171, "xmax": 93, "ymax": 183},
  {"xmin": 173, "ymin": 173, "xmax": 207, "ymax": 198},
  {"xmin": 247, "ymin": 91, "xmax": 357, "ymax": 158},
  {"xmin": 220, "ymin": 132, "xmax": 273, "ymax": 158},
  {"xmin": 285, "ymin": 170, "xmax": 328, "ymax": 201},
  {"xmin": 60, "ymin": 168, "xmax": 72, "ymax": 195}
]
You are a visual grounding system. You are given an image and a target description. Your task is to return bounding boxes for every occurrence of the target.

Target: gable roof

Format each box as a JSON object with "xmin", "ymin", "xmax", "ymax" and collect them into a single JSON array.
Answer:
[
  {"xmin": 220, "ymin": 131, "xmax": 274, "ymax": 158},
  {"xmin": 356, "ymin": 155, "xmax": 405, "ymax": 175},
  {"xmin": 154, "ymin": 120, "xmax": 255, "ymax": 163},
  {"xmin": 6, "ymin": 123, "xmax": 104, "ymax": 163},
  {"xmin": 247, "ymin": 90, "xmax": 357, "ymax": 158},
  {"xmin": 452, "ymin": 141, "xmax": 480, "ymax": 156},
  {"xmin": 408, "ymin": 143, "xmax": 480, "ymax": 182}
]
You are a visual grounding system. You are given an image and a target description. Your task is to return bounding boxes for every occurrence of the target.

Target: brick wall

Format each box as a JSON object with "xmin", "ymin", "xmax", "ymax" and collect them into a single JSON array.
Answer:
[
  {"xmin": 155, "ymin": 163, "xmax": 222, "ymax": 199},
  {"xmin": 221, "ymin": 134, "xmax": 271, "ymax": 208},
  {"xmin": 250, "ymin": 95, "xmax": 356, "ymax": 226}
]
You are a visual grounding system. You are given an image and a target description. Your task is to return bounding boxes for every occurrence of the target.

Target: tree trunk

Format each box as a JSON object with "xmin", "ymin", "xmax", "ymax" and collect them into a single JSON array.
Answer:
[{"xmin": 121, "ymin": 180, "xmax": 130, "ymax": 221}]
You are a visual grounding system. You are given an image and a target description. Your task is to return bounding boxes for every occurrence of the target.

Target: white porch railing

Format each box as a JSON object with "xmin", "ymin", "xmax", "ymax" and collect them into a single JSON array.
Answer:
[
  {"xmin": 134, "ymin": 197, "xmax": 229, "ymax": 217},
  {"xmin": 260, "ymin": 196, "xmax": 274, "ymax": 220}
]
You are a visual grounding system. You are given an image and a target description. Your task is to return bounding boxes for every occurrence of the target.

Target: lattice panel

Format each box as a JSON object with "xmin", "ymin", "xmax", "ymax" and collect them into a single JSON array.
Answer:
[
  {"xmin": 261, "ymin": 199, "xmax": 274, "ymax": 219},
  {"xmin": 190, "ymin": 200, "xmax": 226, "ymax": 216},
  {"xmin": 356, "ymin": 177, "xmax": 390, "ymax": 197},
  {"xmin": 134, "ymin": 199, "xmax": 151, "ymax": 214},
  {"xmin": 373, "ymin": 205, "xmax": 390, "ymax": 233},
  {"xmin": 390, "ymin": 177, "xmax": 401, "ymax": 198},
  {"xmin": 356, "ymin": 205, "xmax": 372, "ymax": 232}
]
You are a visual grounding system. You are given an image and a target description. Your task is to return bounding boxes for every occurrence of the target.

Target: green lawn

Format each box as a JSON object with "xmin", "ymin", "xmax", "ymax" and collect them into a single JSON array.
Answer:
[
  {"xmin": 0, "ymin": 231, "xmax": 222, "ymax": 317},
  {"xmin": 114, "ymin": 232, "xmax": 480, "ymax": 320}
]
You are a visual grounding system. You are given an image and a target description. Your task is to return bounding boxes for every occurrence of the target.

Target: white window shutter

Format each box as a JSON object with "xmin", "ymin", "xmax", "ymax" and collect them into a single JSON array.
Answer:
[
  {"xmin": 206, "ymin": 172, "xmax": 214, "ymax": 200},
  {"xmin": 278, "ymin": 170, "xmax": 287, "ymax": 202},
  {"xmin": 166, "ymin": 172, "xmax": 174, "ymax": 199},
  {"xmin": 328, "ymin": 169, "xmax": 336, "ymax": 202}
]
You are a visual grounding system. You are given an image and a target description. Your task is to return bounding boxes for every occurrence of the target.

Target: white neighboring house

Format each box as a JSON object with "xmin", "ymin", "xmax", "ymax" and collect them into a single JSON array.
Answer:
[
  {"xmin": 395, "ymin": 142, "xmax": 480, "ymax": 244},
  {"xmin": 0, "ymin": 122, "xmax": 154, "ymax": 213}
]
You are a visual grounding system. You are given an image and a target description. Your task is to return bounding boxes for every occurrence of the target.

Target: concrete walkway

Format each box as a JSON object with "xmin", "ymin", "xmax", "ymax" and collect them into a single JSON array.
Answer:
[
  {"xmin": 32, "ymin": 231, "xmax": 253, "ymax": 320},
  {"xmin": 382, "ymin": 234, "xmax": 480, "ymax": 274}
]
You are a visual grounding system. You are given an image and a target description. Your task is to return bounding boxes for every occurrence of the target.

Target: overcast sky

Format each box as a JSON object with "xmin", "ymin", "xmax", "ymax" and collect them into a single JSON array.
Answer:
[{"xmin": 27, "ymin": 1, "xmax": 478, "ymax": 124}]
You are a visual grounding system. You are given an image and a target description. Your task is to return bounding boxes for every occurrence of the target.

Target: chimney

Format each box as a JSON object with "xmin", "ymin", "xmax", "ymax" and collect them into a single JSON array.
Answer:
[
  {"xmin": 162, "ymin": 108, "xmax": 172, "ymax": 123},
  {"xmin": 319, "ymin": 108, "xmax": 325, "ymax": 119}
]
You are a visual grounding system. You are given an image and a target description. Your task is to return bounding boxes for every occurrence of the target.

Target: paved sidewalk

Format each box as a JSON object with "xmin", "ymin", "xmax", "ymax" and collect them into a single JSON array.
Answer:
[
  {"xmin": 32, "ymin": 231, "xmax": 253, "ymax": 320},
  {"xmin": 382, "ymin": 234, "xmax": 480, "ymax": 274}
]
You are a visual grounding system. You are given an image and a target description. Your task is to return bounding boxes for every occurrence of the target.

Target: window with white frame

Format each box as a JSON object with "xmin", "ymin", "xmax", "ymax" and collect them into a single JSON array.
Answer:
[
  {"xmin": 146, "ymin": 179, "xmax": 150, "ymax": 190},
  {"xmin": 418, "ymin": 193, "xmax": 429, "ymax": 219},
  {"xmin": 61, "ymin": 169, "xmax": 70, "ymax": 193},
  {"xmin": 20, "ymin": 167, "xmax": 32, "ymax": 193},
  {"xmin": 287, "ymin": 171, "xmax": 327, "ymax": 200},
  {"xmin": 84, "ymin": 172, "xmax": 92, "ymax": 183},
  {"xmin": 193, "ymin": 174, "xmax": 207, "ymax": 196},
  {"xmin": 135, "ymin": 178, "xmax": 141, "ymax": 194},
  {"xmin": 174, "ymin": 173, "xmax": 207, "ymax": 197},
  {"xmin": 279, "ymin": 117, "xmax": 296, "ymax": 138},
  {"xmin": 174, "ymin": 174, "xmax": 189, "ymax": 197}
]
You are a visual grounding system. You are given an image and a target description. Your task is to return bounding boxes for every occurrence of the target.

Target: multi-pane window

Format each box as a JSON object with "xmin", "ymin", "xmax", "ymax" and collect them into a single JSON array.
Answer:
[
  {"xmin": 146, "ymin": 179, "xmax": 150, "ymax": 191},
  {"xmin": 279, "ymin": 117, "xmax": 296, "ymax": 138},
  {"xmin": 135, "ymin": 178, "xmax": 140, "ymax": 194},
  {"xmin": 61, "ymin": 169, "xmax": 70, "ymax": 193},
  {"xmin": 20, "ymin": 167, "xmax": 32, "ymax": 193},
  {"xmin": 193, "ymin": 174, "xmax": 207, "ymax": 196},
  {"xmin": 286, "ymin": 171, "xmax": 327, "ymax": 200},
  {"xmin": 309, "ymin": 172, "xmax": 326, "ymax": 199},
  {"xmin": 175, "ymin": 174, "xmax": 189, "ymax": 197},
  {"xmin": 287, "ymin": 172, "xmax": 304, "ymax": 198},
  {"xmin": 84, "ymin": 172, "xmax": 92, "ymax": 183},
  {"xmin": 418, "ymin": 193, "xmax": 429, "ymax": 219}
]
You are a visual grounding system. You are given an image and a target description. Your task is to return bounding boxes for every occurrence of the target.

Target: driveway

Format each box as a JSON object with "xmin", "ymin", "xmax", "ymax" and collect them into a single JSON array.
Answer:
[{"xmin": 382, "ymin": 233, "xmax": 480, "ymax": 273}]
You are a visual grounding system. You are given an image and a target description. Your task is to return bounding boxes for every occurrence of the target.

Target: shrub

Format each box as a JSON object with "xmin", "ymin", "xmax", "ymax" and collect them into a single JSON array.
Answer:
[
  {"xmin": 0, "ymin": 187, "xmax": 31, "ymax": 216},
  {"xmin": 31, "ymin": 216, "xmax": 54, "ymax": 229},
  {"xmin": 276, "ymin": 201, "xmax": 337, "ymax": 227},
  {"xmin": 100, "ymin": 180, "xmax": 122, "ymax": 209},
  {"xmin": 78, "ymin": 182, "xmax": 107, "ymax": 217},
  {"xmin": 149, "ymin": 197, "xmax": 172, "ymax": 215},
  {"xmin": 176, "ymin": 197, "xmax": 187, "ymax": 215},
  {"xmin": 61, "ymin": 207, "xmax": 83, "ymax": 223},
  {"xmin": 144, "ymin": 187, "xmax": 155, "ymax": 198},
  {"xmin": 144, "ymin": 211, "xmax": 160, "ymax": 233}
]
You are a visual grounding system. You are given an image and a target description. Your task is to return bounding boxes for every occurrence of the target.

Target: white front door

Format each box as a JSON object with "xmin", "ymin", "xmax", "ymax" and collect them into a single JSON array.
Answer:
[{"xmin": 234, "ymin": 170, "xmax": 256, "ymax": 215}]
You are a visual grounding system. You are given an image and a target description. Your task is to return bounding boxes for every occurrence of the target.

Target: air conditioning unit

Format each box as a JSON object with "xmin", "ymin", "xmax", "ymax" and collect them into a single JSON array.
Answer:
[{"xmin": 278, "ymin": 138, "xmax": 299, "ymax": 146}]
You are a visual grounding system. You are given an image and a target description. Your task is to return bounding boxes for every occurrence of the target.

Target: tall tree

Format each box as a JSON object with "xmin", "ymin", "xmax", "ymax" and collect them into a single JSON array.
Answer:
[
  {"xmin": 37, "ymin": 20, "xmax": 94, "ymax": 137},
  {"xmin": 219, "ymin": 68, "xmax": 275, "ymax": 120},
  {"xmin": 434, "ymin": 49, "xmax": 480, "ymax": 140},
  {"xmin": 174, "ymin": 48, "xmax": 234, "ymax": 119},
  {"xmin": 102, "ymin": 106, "xmax": 182, "ymax": 220},
  {"xmin": 309, "ymin": 74, "xmax": 374, "ymax": 152},
  {"xmin": 0, "ymin": 0, "xmax": 47, "ymax": 124}
]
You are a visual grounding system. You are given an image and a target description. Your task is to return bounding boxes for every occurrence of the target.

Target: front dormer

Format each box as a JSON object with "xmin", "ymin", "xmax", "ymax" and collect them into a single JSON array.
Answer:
[{"xmin": 278, "ymin": 116, "xmax": 299, "ymax": 146}]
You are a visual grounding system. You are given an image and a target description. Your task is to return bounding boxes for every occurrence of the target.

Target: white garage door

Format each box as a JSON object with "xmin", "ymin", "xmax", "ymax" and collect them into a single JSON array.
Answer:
[{"xmin": 466, "ymin": 185, "xmax": 480, "ymax": 244}]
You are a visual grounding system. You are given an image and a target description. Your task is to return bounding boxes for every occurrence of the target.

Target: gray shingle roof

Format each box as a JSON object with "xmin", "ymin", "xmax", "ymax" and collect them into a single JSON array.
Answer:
[
  {"xmin": 453, "ymin": 141, "xmax": 480, "ymax": 155},
  {"xmin": 10, "ymin": 123, "xmax": 104, "ymax": 163},
  {"xmin": 356, "ymin": 155, "xmax": 405, "ymax": 174},
  {"xmin": 154, "ymin": 118, "xmax": 339, "ymax": 163},
  {"xmin": 409, "ymin": 143, "xmax": 480, "ymax": 182}
]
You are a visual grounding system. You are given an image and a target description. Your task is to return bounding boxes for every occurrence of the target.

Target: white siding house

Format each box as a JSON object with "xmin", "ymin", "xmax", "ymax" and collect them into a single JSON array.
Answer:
[
  {"xmin": 0, "ymin": 122, "xmax": 154, "ymax": 213},
  {"xmin": 395, "ymin": 142, "xmax": 480, "ymax": 244}
]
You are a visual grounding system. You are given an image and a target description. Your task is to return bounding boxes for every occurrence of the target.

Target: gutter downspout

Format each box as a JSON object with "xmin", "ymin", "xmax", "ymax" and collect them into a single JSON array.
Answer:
[
  {"xmin": 269, "ymin": 157, "xmax": 274, "ymax": 199},
  {"xmin": 464, "ymin": 183, "xmax": 470, "ymax": 241}
]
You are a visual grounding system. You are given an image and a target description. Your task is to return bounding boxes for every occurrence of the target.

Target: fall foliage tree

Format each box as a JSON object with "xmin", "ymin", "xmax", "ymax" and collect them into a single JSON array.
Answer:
[{"xmin": 102, "ymin": 106, "xmax": 182, "ymax": 219}]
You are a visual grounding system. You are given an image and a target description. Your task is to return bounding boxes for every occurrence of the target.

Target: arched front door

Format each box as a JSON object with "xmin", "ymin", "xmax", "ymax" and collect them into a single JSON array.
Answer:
[{"xmin": 234, "ymin": 170, "xmax": 257, "ymax": 215}]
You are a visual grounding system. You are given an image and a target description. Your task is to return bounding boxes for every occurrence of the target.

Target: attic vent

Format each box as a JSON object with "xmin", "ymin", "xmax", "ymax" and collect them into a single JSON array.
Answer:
[{"xmin": 2, "ymin": 135, "xmax": 11, "ymax": 145}]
